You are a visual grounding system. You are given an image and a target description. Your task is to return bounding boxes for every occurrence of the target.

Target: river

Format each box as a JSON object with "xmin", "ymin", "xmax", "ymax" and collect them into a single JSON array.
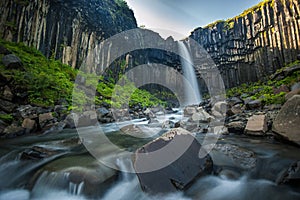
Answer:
[{"xmin": 0, "ymin": 112, "xmax": 299, "ymax": 200}]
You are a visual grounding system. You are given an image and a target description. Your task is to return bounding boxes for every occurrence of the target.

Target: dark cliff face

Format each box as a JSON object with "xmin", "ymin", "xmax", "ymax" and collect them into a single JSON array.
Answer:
[
  {"xmin": 0, "ymin": 0, "xmax": 137, "ymax": 68},
  {"xmin": 190, "ymin": 0, "xmax": 300, "ymax": 88}
]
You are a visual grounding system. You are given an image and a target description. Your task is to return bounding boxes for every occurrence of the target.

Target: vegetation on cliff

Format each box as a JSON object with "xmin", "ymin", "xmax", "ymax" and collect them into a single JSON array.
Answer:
[
  {"xmin": 227, "ymin": 60, "xmax": 300, "ymax": 105},
  {"xmin": 204, "ymin": 0, "xmax": 273, "ymax": 29},
  {"xmin": 0, "ymin": 40, "xmax": 165, "ymax": 110}
]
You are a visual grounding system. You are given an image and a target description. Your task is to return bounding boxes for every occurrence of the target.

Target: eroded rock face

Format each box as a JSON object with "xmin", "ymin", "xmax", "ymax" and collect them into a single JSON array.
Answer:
[
  {"xmin": 272, "ymin": 95, "xmax": 300, "ymax": 145},
  {"xmin": 0, "ymin": 0, "xmax": 137, "ymax": 68},
  {"xmin": 133, "ymin": 128, "xmax": 213, "ymax": 194},
  {"xmin": 190, "ymin": 0, "xmax": 300, "ymax": 90}
]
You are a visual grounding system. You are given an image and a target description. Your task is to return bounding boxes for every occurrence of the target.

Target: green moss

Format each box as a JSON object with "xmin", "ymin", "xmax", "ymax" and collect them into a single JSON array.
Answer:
[
  {"xmin": 0, "ymin": 39, "xmax": 166, "ymax": 111},
  {"xmin": 0, "ymin": 39, "xmax": 77, "ymax": 107},
  {"xmin": 0, "ymin": 114, "xmax": 14, "ymax": 123},
  {"xmin": 204, "ymin": 0, "xmax": 273, "ymax": 29},
  {"xmin": 204, "ymin": 20, "xmax": 225, "ymax": 29},
  {"xmin": 13, "ymin": 0, "xmax": 30, "ymax": 6},
  {"xmin": 227, "ymin": 62, "xmax": 300, "ymax": 106}
]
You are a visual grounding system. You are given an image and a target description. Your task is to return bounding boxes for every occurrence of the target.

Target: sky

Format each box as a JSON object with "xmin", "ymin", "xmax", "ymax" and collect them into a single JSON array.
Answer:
[{"xmin": 125, "ymin": 0, "xmax": 262, "ymax": 40}]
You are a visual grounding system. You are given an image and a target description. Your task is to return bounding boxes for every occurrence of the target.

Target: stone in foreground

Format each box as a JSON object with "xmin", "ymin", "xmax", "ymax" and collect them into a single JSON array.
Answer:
[
  {"xmin": 272, "ymin": 95, "xmax": 300, "ymax": 145},
  {"xmin": 245, "ymin": 114, "xmax": 268, "ymax": 136},
  {"xmin": 133, "ymin": 128, "xmax": 213, "ymax": 194}
]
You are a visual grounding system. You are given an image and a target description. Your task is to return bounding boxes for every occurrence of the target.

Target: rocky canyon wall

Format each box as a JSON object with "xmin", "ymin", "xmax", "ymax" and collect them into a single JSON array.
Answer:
[
  {"xmin": 190, "ymin": 0, "xmax": 300, "ymax": 88},
  {"xmin": 0, "ymin": 0, "xmax": 137, "ymax": 68}
]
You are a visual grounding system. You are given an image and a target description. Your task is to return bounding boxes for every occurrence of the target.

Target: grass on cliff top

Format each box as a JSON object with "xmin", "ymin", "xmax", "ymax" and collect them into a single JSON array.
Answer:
[
  {"xmin": 0, "ymin": 40, "xmax": 165, "ymax": 110},
  {"xmin": 203, "ymin": 0, "xmax": 273, "ymax": 29},
  {"xmin": 226, "ymin": 60, "xmax": 300, "ymax": 105}
]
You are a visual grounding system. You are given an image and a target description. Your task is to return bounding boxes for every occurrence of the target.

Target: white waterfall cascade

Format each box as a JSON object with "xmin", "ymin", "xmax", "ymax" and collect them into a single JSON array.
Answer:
[{"xmin": 178, "ymin": 41, "xmax": 202, "ymax": 105}]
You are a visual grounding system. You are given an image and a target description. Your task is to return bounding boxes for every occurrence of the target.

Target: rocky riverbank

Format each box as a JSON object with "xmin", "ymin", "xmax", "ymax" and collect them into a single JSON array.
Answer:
[{"xmin": 1, "ymin": 45, "xmax": 300, "ymax": 150}]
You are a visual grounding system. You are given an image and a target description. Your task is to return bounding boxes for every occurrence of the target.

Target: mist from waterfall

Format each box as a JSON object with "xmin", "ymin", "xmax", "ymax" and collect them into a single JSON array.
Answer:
[{"xmin": 178, "ymin": 41, "xmax": 202, "ymax": 105}]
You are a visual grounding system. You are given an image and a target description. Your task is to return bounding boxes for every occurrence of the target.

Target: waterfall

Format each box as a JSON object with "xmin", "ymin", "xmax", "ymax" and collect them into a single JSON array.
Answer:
[{"xmin": 178, "ymin": 41, "xmax": 202, "ymax": 105}]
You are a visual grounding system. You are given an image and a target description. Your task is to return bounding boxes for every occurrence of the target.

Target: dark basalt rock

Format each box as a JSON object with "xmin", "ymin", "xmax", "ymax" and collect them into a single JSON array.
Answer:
[
  {"xmin": 20, "ymin": 146, "xmax": 62, "ymax": 161},
  {"xmin": 189, "ymin": 0, "xmax": 300, "ymax": 90},
  {"xmin": 0, "ymin": 0, "xmax": 137, "ymax": 68},
  {"xmin": 2, "ymin": 54, "xmax": 23, "ymax": 70},
  {"xmin": 133, "ymin": 128, "xmax": 213, "ymax": 194},
  {"xmin": 277, "ymin": 161, "xmax": 300, "ymax": 186},
  {"xmin": 272, "ymin": 95, "xmax": 300, "ymax": 146}
]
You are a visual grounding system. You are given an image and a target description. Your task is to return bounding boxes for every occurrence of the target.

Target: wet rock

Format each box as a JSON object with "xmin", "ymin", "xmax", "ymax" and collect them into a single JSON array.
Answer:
[
  {"xmin": 277, "ymin": 161, "xmax": 300, "ymax": 186},
  {"xmin": 211, "ymin": 101, "xmax": 227, "ymax": 118},
  {"xmin": 227, "ymin": 97, "xmax": 244, "ymax": 107},
  {"xmin": 285, "ymin": 88, "xmax": 300, "ymax": 100},
  {"xmin": 20, "ymin": 146, "xmax": 62, "ymax": 160},
  {"xmin": 246, "ymin": 99, "xmax": 262, "ymax": 110},
  {"xmin": 43, "ymin": 121, "xmax": 66, "ymax": 134},
  {"xmin": 96, "ymin": 107, "xmax": 110, "ymax": 118},
  {"xmin": 38, "ymin": 112, "xmax": 54, "ymax": 128},
  {"xmin": 66, "ymin": 166, "xmax": 116, "ymax": 185},
  {"xmin": 179, "ymin": 121, "xmax": 198, "ymax": 132},
  {"xmin": 64, "ymin": 113, "xmax": 79, "ymax": 128},
  {"xmin": 212, "ymin": 144, "xmax": 256, "ymax": 169},
  {"xmin": 144, "ymin": 108, "xmax": 156, "ymax": 119},
  {"xmin": 213, "ymin": 126, "xmax": 229, "ymax": 135},
  {"xmin": 64, "ymin": 166, "xmax": 117, "ymax": 197},
  {"xmin": 17, "ymin": 105, "xmax": 47, "ymax": 119},
  {"xmin": 191, "ymin": 108, "xmax": 214, "ymax": 123},
  {"xmin": 120, "ymin": 124, "xmax": 144, "ymax": 137},
  {"xmin": 3, "ymin": 124, "xmax": 25, "ymax": 138},
  {"xmin": 2, "ymin": 85, "xmax": 14, "ymax": 101},
  {"xmin": 212, "ymin": 101, "xmax": 227, "ymax": 113},
  {"xmin": 230, "ymin": 104, "xmax": 244, "ymax": 115},
  {"xmin": 17, "ymin": 105, "xmax": 36, "ymax": 119},
  {"xmin": 99, "ymin": 117, "xmax": 114, "ymax": 124},
  {"xmin": 0, "ymin": 99, "xmax": 17, "ymax": 113},
  {"xmin": 173, "ymin": 120, "xmax": 181, "ymax": 128},
  {"xmin": 77, "ymin": 111, "xmax": 98, "ymax": 127},
  {"xmin": 54, "ymin": 105, "xmax": 68, "ymax": 116},
  {"xmin": 272, "ymin": 95, "xmax": 300, "ymax": 145},
  {"xmin": 161, "ymin": 120, "xmax": 175, "ymax": 129},
  {"xmin": 2, "ymin": 54, "xmax": 23, "ymax": 69},
  {"xmin": 22, "ymin": 118, "xmax": 37, "ymax": 133},
  {"xmin": 245, "ymin": 114, "xmax": 268, "ymax": 136},
  {"xmin": 183, "ymin": 106, "xmax": 198, "ymax": 116},
  {"xmin": 148, "ymin": 118, "xmax": 160, "ymax": 124},
  {"xmin": 133, "ymin": 128, "xmax": 213, "ymax": 193},
  {"xmin": 226, "ymin": 121, "xmax": 246, "ymax": 134}
]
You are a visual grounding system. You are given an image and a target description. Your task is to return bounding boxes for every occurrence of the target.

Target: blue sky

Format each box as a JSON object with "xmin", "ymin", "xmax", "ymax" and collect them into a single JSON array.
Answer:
[{"xmin": 125, "ymin": 0, "xmax": 261, "ymax": 40}]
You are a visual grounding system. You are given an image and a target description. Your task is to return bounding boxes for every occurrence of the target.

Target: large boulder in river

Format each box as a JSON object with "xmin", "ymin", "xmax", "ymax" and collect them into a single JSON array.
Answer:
[
  {"xmin": 245, "ymin": 114, "xmax": 268, "ymax": 136},
  {"xmin": 133, "ymin": 127, "xmax": 213, "ymax": 194},
  {"xmin": 272, "ymin": 95, "xmax": 300, "ymax": 145}
]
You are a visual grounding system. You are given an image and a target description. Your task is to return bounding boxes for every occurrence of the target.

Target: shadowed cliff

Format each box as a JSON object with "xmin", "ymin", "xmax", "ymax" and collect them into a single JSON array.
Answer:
[{"xmin": 0, "ymin": 0, "xmax": 137, "ymax": 68}]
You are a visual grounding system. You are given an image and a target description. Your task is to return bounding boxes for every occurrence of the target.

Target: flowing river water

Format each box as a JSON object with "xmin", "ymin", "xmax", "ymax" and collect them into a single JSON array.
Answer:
[{"xmin": 0, "ymin": 112, "xmax": 300, "ymax": 200}]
